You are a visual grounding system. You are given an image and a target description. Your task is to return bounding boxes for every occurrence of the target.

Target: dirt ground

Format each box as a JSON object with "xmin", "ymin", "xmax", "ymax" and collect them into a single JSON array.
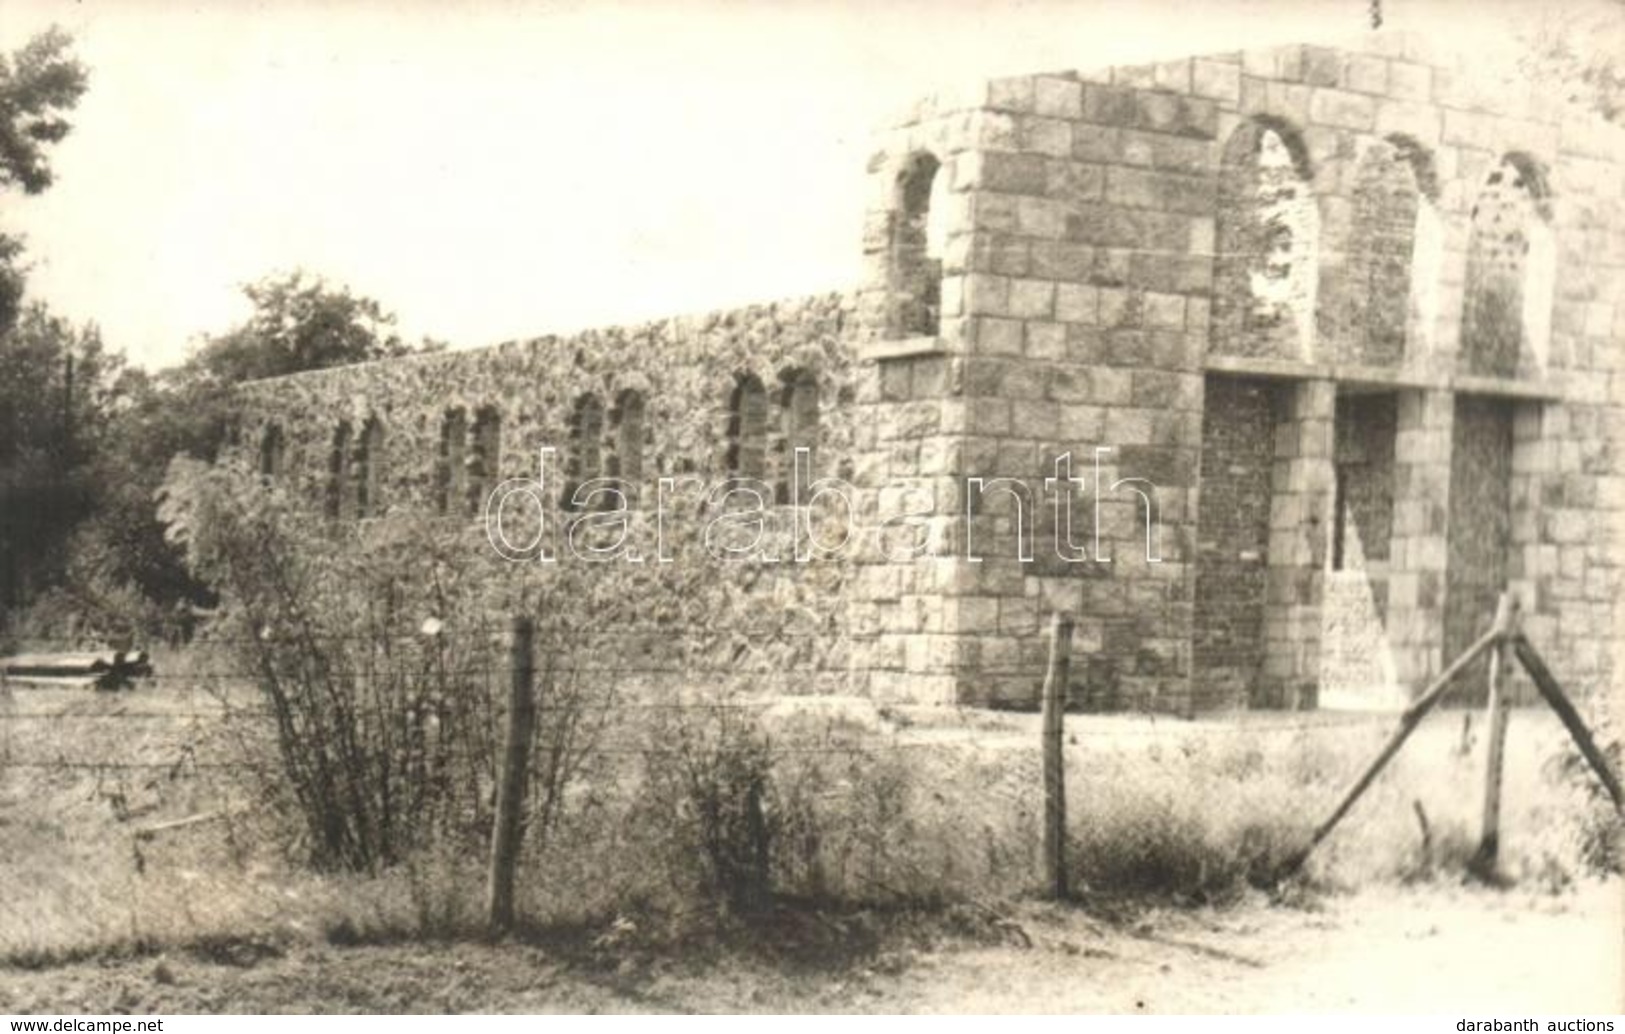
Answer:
[{"xmin": 2, "ymin": 880, "xmax": 1619, "ymax": 1014}]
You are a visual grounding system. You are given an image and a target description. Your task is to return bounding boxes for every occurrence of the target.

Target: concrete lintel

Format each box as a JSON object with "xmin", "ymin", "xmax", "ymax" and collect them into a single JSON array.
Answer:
[
  {"xmin": 1450, "ymin": 373, "xmax": 1566, "ymax": 402},
  {"xmin": 857, "ymin": 335, "xmax": 947, "ymax": 362}
]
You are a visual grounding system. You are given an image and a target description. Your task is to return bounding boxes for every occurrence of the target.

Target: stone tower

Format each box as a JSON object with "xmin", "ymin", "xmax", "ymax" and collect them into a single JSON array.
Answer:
[{"xmin": 851, "ymin": 35, "xmax": 1625, "ymax": 714}]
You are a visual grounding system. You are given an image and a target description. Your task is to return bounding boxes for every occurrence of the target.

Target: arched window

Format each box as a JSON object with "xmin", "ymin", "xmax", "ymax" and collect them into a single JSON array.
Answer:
[
  {"xmin": 469, "ymin": 407, "xmax": 502, "ymax": 515},
  {"xmin": 326, "ymin": 422, "xmax": 352, "ymax": 519},
  {"xmin": 1211, "ymin": 119, "xmax": 1319, "ymax": 361},
  {"xmin": 258, "ymin": 423, "xmax": 285, "ymax": 484},
  {"xmin": 726, "ymin": 374, "xmax": 767, "ymax": 483},
  {"xmin": 437, "ymin": 408, "xmax": 468, "ymax": 516},
  {"xmin": 1342, "ymin": 138, "xmax": 1429, "ymax": 366},
  {"xmin": 356, "ymin": 417, "xmax": 385, "ymax": 518},
  {"xmin": 776, "ymin": 368, "xmax": 819, "ymax": 503},
  {"xmin": 890, "ymin": 151, "xmax": 948, "ymax": 338},
  {"xmin": 609, "ymin": 389, "xmax": 645, "ymax": 506},
  {"xmin": 1462, "ymin": 154, "xmax": 1553, "ymax": 378},
  {"xmin": 565, "ymin": 394, "xmax": 603, "ymax": 510}
]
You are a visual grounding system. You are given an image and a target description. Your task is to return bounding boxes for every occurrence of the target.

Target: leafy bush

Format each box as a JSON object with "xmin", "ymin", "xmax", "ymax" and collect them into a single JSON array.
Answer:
[
  {"xmin": 159, "ymin": 459, "xmax": 511, "ymax": 871},
  {"xmin": 1545, "ymin": 717, "xmax": 1622, "ymax": 876},
  {"xmin": 643, "ymin": 699, "xmax": 776, "ymax": 915},
  {"xmin": 156, "ymin": 456, "xmax": 852, "ymax": 905}
]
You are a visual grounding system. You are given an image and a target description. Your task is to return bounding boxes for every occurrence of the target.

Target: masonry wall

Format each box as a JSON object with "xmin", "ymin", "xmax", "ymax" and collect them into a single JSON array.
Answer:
[
  {"xmin": 230, "ymin": 294, "xmax": 891, "ymax": 691},
  {"xmin": 1191, "ymin": 375, "xmax": 1280, "ymax": 710},
  {"xmin": 1444, "ymin": 395, "xmax": 1515, "ymax": 704}
]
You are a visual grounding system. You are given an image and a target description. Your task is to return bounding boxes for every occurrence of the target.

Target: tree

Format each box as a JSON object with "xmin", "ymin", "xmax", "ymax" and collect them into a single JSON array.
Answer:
[
  {"xmin": 20, "ymin": 274, "xmax": 443, "ymax": 633},
  {"xmin": 0, "ymin": 26, "xmax": 90, "ymax": 195},
  {"xmin": 1518, "ymin": 3, "xmax": 1625, "ymax": 124},
  {"xmin": 0, "ymin": 27, "xmax": 89, "ymax": 337},
  {"xmin": 1, "ymin": 268, "xmax": 440, "ymax": 636},
  {"xmin": 0, "ymin": 304, "xmax": 130, "ymax": 616},
  {"xmin": 186, "ymin": 271, "xmax": 432, "ymax": 385}
]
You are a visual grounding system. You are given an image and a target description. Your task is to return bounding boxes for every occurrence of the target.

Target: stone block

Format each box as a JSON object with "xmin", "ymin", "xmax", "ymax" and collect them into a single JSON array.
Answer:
[
  {"xmin": 1026, "ymin": 321, "xmax": 1068, "ymax": 360},
  {"xmin": 1113, "ymin": 63, "xmax": 1158, "ymax": 90},
  {"xmin": 972, "ymin": 316, "xmax": 1024, "ymax": 355},
  {"xmin": 1387, "ymin": 60, "xmax": 1432, "ymax": 102},
  {"xmin": 1035, "ymin": 76, "xmax": 1084, "ymax": 118},
  {"xmin": 1059, "ymin": 403, "xmax": 1106, "ymax": 440},
  {"xmin": 962, "ymin": 273, "xmax": 1011, "ymax": 316},
  {"xmin": 1191, "ymin": 58, "xmax": 1242, "ymax": 105},
  {"xmin": 1310, "ymin": 88, "xmax": 1376, "ymax": 131},
  {"xmin": 1301, "ymin": 46, "xmax": 1344, "ymax": 87},
  {"xmin": 1091, "ymin": 366, "xmax": 1135, "ymax": 404},
  {"xmin": 1071, "ymin": 125, "xmax": 1121, "ymax": 163},
  {"xmin": 1048, "ymin": 365, "xmax": 1094, "ymax": 402},
  {"xmin": 1144, "ymin": 291, "xmax": 1187, "ymax": 329},
  {"xmin": 1012, "ymin": 400, "xmax": 1063, "ymax": 438},
  {"xmin": 976, "ymin": 151, "xmax": 1050, "ymax": 195},
  {"xmin": 987, "ymin": 75, "xmax": 1036, "ymax": 112},
  {"xmin": 966, "ymin": 396, "xmax": 1011, "ymax": 434},
  {"xmin": 1022, "ymin": 116, "xmax": 1073, "ymax": 157},
  {"xmin": 1017, "ymin": 196, "xmax": 1067, "ymax": 238},
  {"xmin": 1105, "ymin": 407, "xmax": 1155, "ymax": 444},
  {"xmin": 1029, "ymin": 240, "xmax": 1095, "ymax": 280},
  {"xmin": 972, "ymin": 110, "xmax": 1021, "ymax": 150},
  {"xmin": 1065, "ymin": 324, "xmax": 1106, "ymax": 363},
  {"xmin": 1345, "ymin": 54, "xmax": 1388, "ymax": 94},
  {"xmin": 1241, "ymin": 46, "xmax": 1279, "ymax": 79},
  {"xmin": 1091, "ymin": 247, "xmax": 1132, "ymax": 286},
  {"xmin": 1130, "ymin": 370, "xmax": 1185, "ymax": 409},
  {"xmin": 938, "ymin": 275, "xmax": 964, "ymax": 319},
  {"xmin": 1186, "ymin": 296, "xmax": 1211, "ymax": 329},
  {"xmin": 1099, "ymin": 287, "xmax": 1140, "ymax": 328},
  {"xmin": 1131, "ymin": 251, "xmax": 1211, "ymax": 295},
  {"xmin": 879, "ymin": 360, "xmax": 912, "ymax": 401},
  {"xmin": 1009, "ymin": 278, "xmax": 1056, "ymax": 318},
  {"xmin": 1056, "ymin": 283, "xmax": 1099, "ymax": 323},
  {"xmin": 969, "ymin": 192, "xmax": 1020, "ymax": 232},
  {"xmin": 1082, "ymin": 84, "xmax": 1140, "ymax": 128},
  {"xmin": 998, "ymin": 598, "xmax": 1041, "ymax": 635},
  {"xmin": 1045, "ymin": 159, "xmax": 1107, "ymax": 201},
  {"xmin": 983, "ymin": 236, "xmax": 1031, "ymax": 277}
]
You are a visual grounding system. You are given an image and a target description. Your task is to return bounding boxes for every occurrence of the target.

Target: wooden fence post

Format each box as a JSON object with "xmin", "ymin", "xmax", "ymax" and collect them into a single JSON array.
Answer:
[
  {"xmin": 1470, "ymin": 592, "xmax": 1519, "ymax": 879},
  {"xmin": 487, "ymin": 615, "xmax": 536, "ymax": 936},
  {"xmin": 1276, "ymin": 621, "xmax": 1504, "ymax": 880},
  {"xmin": 1510, "ymin": 635, "xmax": 1625, "ymax": 816},
  {"xmin": 1041, "ymin": 611, "xmax": 1074, "ymax": 901}
]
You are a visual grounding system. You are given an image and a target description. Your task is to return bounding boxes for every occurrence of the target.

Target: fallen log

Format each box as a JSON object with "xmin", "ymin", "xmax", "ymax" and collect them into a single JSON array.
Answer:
[{"xmin": 0, "ymin": 649, "xmax": 153, "ymax": 690}]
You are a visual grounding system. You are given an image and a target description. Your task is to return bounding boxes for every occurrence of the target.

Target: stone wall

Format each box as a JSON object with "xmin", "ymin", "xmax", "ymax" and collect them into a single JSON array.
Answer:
[
  {"xmin": 231, "ymin": 293, "xmax": 887, "ymax": 690},
  {"xmin": 1445, "ymin": 395, "xmax": 1515, "ymax": 704},
  {"xmin": 1192, "ymin": 376, "xmax": 1281, "ymax": 710},
  {"xmin": 238, "ymin": 294, "xmax": 857, "ymax": 518}
]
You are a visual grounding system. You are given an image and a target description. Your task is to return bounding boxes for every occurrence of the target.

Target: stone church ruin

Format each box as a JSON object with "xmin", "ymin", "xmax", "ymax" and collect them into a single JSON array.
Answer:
[{"xmin": 229, "ymin": 35, "xmax": 1625, "ymax": 717}]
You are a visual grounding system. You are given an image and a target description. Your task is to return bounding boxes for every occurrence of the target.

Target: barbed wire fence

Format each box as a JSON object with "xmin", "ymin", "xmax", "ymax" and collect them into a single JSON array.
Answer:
[{"xmin": 1, "ymin": 610, "xmax": 1430, "ymax": 935}]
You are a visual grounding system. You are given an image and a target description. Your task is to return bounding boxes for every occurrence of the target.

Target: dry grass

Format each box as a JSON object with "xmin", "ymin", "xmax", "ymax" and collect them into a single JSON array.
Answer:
[
  {"xmin": 1058, "ymin": 708, "xmax": 1610, "ymax": 901},
  {"xmin": 0, "ymin": 657, "xmax": 1617, "ymax": 965}
]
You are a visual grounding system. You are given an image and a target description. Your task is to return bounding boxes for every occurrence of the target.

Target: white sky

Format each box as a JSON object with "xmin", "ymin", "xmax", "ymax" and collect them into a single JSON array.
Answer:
[{"xmin": 0, "ymin": 0, "xmax": 1538, "ymax": 369}]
